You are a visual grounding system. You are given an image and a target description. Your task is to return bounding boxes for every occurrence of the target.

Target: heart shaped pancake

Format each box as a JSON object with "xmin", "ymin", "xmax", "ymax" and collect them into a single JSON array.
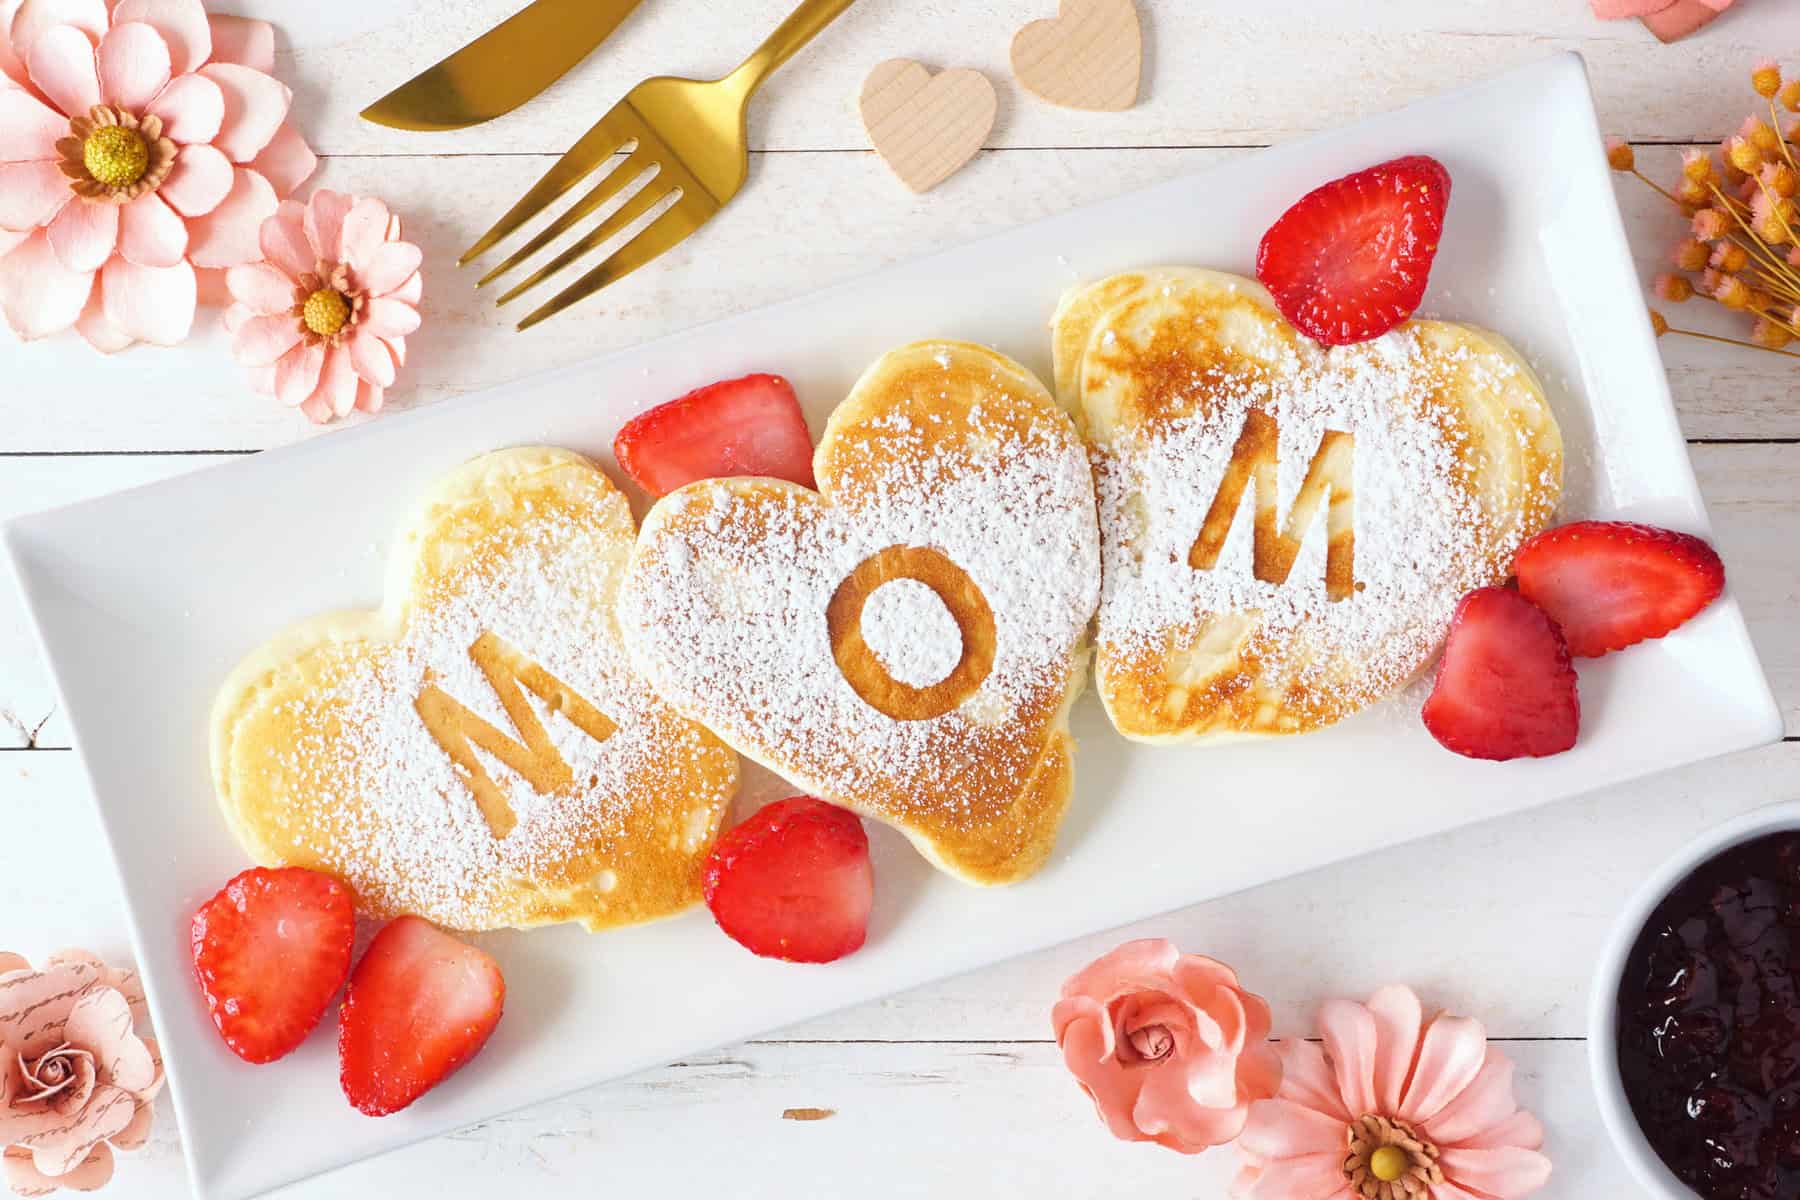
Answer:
[
  {"xmin": 619, "ymin": 342, "xmax": 1101, "ymax": 886},
  {"xmin": 859, "ymin": 59, "xmax": 997, "ymax": 193},
  {"xmin": 1053, "ymin": 269, "xmax": 1562, "ymax": 742},
  {"xmin": 1010, "ymin": 0, "xmax": 1142, "ymax": 112},
  {"xmin": 211, "ymin": 448, "xmax": 738, "ymax": 932}
]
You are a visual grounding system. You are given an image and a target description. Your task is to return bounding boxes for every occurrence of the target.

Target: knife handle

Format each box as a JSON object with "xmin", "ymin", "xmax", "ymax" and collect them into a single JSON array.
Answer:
[{"xmin": 726, "ymin": 0, "xmax": 860, "ymax": 97}]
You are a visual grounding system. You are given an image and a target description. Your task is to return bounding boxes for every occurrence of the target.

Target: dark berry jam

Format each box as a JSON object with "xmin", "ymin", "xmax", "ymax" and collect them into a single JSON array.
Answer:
[{"xmin": 1618, "ymin": 833, "xmax": 1800, "ymax": 1200}]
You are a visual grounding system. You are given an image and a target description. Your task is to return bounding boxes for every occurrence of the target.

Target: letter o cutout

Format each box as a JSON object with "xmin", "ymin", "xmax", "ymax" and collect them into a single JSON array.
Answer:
[{"xmin": 826, "ymin": 545, "xmax": 997, "ymax": 721}]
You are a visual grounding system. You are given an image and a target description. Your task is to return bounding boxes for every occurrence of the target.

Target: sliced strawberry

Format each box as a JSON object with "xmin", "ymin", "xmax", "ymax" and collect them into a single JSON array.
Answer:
[
  {"xmin": 1514, "ymin": 520, "xmax": 1725, "ymax": 657},
  {"xmin": 190, "ymin": 866, "xmax": 356, "ymax": 1064},
  {"xmin": 614, "ymin": 372, "xmax": 816, "ymax": 497},
  {"xmin": 703, "ymin": 796, "xmax": 872, "ymax": 964},
  {"xmin": 1423, "ymin": 586, "xmax": 1580, "ymax": 761},
  {"xmin": 338, "ymin": 916, "xmax": 505, "ymax": 1117},
  {"xmin": 1255, "ymin": 154, "xmax": 1451, "ymax": 345}
]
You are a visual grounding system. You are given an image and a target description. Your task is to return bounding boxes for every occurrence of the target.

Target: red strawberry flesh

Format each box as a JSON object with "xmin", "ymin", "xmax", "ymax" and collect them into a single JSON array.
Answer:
[
  {"xmin": 1423, "ymin": 586, "xmax": 1580, "ymax": 761},
  {"xmin": 1514, "ymin": 520, "xmax": 1725, "ymax": 657},
  {"xmin": 190, "ymin": 866, "xmax": 357, "ymax": 1064},
  {"xmin": 338, "ymin": 915, "xmax": 505, "ymax": 1117},
  {"xmin": 703, "ymin": 796, "xmax": 873, "ymax": 964},
  {"xmin": 614, "ymin": 372, "xmax": 816, "ymax": 497},
  {"xmin": 1255, "ymin": 155, "xmax": 1450, "ymax": 346}
]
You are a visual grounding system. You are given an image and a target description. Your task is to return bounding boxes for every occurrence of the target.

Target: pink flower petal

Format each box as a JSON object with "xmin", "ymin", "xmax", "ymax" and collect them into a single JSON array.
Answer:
[
  {"xmin": 347, "ymin": 325, "xmax": 395, "ymax": 387},
  {"xmin": 0, "ymin": 159, "xmax": 68, "ymax": 231},
  {"xmin": 5, "ymin": 1142, "xmax": 114, "ymax": 1195},
  {"xmin": 0, "ymin": 228, "xmax": 90, "ymax": 337},
  {"xmin": 1396, "ymin": 1015, "xmax": 1487, "ymax": 1126},
  {"xmin": 337, "ymin": 194, "xmax": 390, "ymax": 270},
  {"xmin": 259, "ymin": 198, "xmax": 312, "ymax": 277},
  {"xmin": 1437, "ymin": 1146, "xmax": 1553, "ymax": 1198},
  {"xmin": 274, "ymin": 338, "xmax": 323, "ymax": 406},
  {"xmin": 109, "ymin": 1098, "xmax": 154, "ymax": 1151},
  {"xmin": 8, "ymin": 0, "xmax": 106, "ymax": 67},
  {"xmin": 297, "ymin": 389, "xmax": 331, "ymax": 424},
  {"xmin": 1133, "ymin": 1057, "xmax": 1250, "ymax": 1152},
  {"xmin": 63, "ymin": 988, "xmax": 155, "ymax": 1092},
  {"xmin": 222, "ymin": 299, "xmax": 251, "ymax": 333},
  {"xmin": 355, "ymin": 378, "xmax": 384, "ymax": 414},
  {"xmin": 387, "ymin": 212, "xmax": 402, "ymax": 241},
  {"xmin": 75, "ymin": 283, "xmax": 132, "ymax": 350},
  {"xmin": 96, "ymin": 19, "xmax": 169, "ymax": 111},
  {"xmin": 185, "ymin": 165, "xmax": 273, "ymax": 268},
  {"xmin": 361, "ymin": 296, "xmax": 419, "ymax": 339},
  {"xmin": 110, "ymin": 0, "xmax": 208, "ymax": 77},
  {"xmin": 0, "ymin": 228, "xmax": 30, "ymax": 258},
  {"xmin": 307, "ymin": 344, "xmax": 359, "ymax": 418},
  {"xmin": 0, "ymin": 86, "xmax": 66, "ymax": 158},
  {"xmin": 0, "ymin": 4, "xmax": 28, "ymax": 92},
  {"xmin": 204, "ymin": 13, "xmax": 271, "ymax": 73},
  {"xmin": 249, "ymin": 363, "xmax": 276, "ymax": 394},
  {"xmin": 158, "ymin": 140, "xmax": 231, "ymax": 216},
  {"xmin": 101, "ymin": 253, "xmax": 193, "ymax": 344},
  {"xmin": 117, "ymin": 190, "xmax": 186, "ymax": 267},
  {"xmin": 1273, "ymin": 1038, "xmax": 1350, "ymax": 1122},
  {"xmin": 226, "ymin": 260, "xmax": 293, "ymax": 314},
  {"xmin": 1317, "ymin": 999, "xmax": 1379, "ymax": 1119},
  {"xmin": 1367, "ymin": 985, "xmax": 1422, "ymax": 1117},
  {"xmin": 303, "ymin": 188, "xmax": 351, "ymax": 261},
  {"xmin": 145, "ymin": 70, "xmax": 222, "ymax": 144},
  {"xmin": 1423, "ymin": 1049, "xmax": 1522, "ymax": 1148},
  {"xmin": 358, "ymin": 239, "xmax": 421, "ymax": 296},
  {"xmin": 46, "ymin": 196, "xmax": 115, "ymax": 271},
  {"xmin": 197, "ymin": 61, "xmax": 288, "ymax": 163},
  {"xmin": 26, "ymin": 21, "xmax": 98, "ymax": 118},
  {"xmin": 392, "ymin": 267, "xmax": 421, "ymax": 306},
  {"xmin": 1234, "ymin": 1151, "xmax": 1350, "ymax": 1200},
  {"xmin": 1237, "ymin": 1098, "xmax": 1346, "ymax": 1159},
  {"xmin": 231, "ymin": 311, "xmax": 298, "ymax": 365},
  {"xmin": 249, "ymin": 121, "xmax": 313, "ymax": 199},
  {"xmin": 1456, "ymin": 1108, "xmax": 1544, "ymax": 1153}
]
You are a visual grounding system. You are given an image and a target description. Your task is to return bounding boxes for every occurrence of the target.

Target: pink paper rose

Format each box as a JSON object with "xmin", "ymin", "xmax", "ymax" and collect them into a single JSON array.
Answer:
[
  {"xmin": 1590, "ymin": 0, "xmax": 1734, "ymax": 41},
  {"xmin": 225, "ymin": 189, "xmax": 423, "ymax": 423},
  {"xmin": 1052, "ymin": 939, "xmax": 1281, "ymax": 1154},
  {"xmin": 0, "ymin": 0, "xmax": 316, "ymax": 349},
  {"xmin": 1233, "ymin": 985, "xmax": 1551, "ymax": 1200},
  {"xmin": 0, "ymin": 949, "xmax": 162, "ymax": 1196}
]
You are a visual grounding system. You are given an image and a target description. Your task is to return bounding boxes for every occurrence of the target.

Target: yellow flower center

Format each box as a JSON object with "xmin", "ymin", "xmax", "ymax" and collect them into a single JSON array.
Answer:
[
  {"xmin": 302, "ymin": 289, "xmax": 352, "ymax": 338},
  {"xmin": 1368, "ymin": 1145, "xmax": 1408, "ymax": 1183},
  {"xmin": 83, "ymin": 125, "xmax": 149, "ymax": 188}
]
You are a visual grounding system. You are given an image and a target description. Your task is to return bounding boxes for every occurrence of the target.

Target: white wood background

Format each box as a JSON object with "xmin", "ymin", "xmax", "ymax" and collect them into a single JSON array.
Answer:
[{"xmin": 4, "ymin": 1, "xmax": 1799, "ymax": 1195}]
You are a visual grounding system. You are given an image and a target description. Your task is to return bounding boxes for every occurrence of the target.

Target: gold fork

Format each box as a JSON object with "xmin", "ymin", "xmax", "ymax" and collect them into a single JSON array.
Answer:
[{"xmin": 462, "ymin": 0, "xmax": 861, "ymax": 331}]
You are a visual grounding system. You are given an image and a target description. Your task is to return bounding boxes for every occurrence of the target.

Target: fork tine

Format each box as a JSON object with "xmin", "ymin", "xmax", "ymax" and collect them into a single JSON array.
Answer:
[
  {"xmin": 515, "ymin": 194, "xmax": 712, "ymax": 332},
  {"xmin": 459, "ymin": 116, "xmax": 633, "ymax": 265},
  {"xmin": 476, "ymin": 149, "xmax": 660, "ymax": 289},
  {"xmin": 494, "ymin": 180, "xmax": 678, "ymax": 307}
]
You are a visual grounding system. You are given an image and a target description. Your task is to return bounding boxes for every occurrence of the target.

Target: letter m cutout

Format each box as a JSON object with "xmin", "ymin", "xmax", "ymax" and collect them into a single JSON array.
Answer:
[
  {"xmin": 1188, "ymin": 410, "xmax": 1356, "ymax": 601},
  {"xmin": 414, "ymin": 632, "xmax": 617, "ymax": 839}
]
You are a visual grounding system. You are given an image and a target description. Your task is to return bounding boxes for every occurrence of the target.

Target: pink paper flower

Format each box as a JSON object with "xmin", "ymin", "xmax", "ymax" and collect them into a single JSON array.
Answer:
[
  {"xmin": 225, "ymin": 189, "xmax": 423, "ymax": 423},
  {"xmin": 1590, "ymin": 0, "xmax": 1734, "ymax": 42},
  {"xmin": 0, "ymin": 949, "xmax": 162, "ymax": 1196},
  {"xmin": 1232, "ymin": 986, "xmax": 1551, "ymax": 1200},
  {"xmin": 0, "ymin": 0, "xmax": 316, "ymax": 350},
  {"xmin": 1052, "ymin": 939, "xmax": 1281, "ymax": 1154}
]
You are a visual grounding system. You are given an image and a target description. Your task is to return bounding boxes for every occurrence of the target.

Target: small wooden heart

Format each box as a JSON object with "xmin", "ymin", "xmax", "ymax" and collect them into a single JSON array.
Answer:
[
  {"xmin": 859, "ymin": 59, "xmax": 997, "ymax": 194},
  {"xmin": 1011, "ymin": 0, "xmax": 1142, "ymax": 112}
]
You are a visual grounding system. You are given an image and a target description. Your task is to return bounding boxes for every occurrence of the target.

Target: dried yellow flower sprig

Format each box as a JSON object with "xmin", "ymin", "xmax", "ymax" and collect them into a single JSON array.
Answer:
[{"xmin": 1608, "ymin": 58, "xmax": 1800, "ymax": 357}]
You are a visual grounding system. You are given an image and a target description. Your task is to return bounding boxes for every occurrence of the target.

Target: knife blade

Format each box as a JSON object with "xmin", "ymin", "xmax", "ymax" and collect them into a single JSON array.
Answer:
[{"xmin": 361, "ymin": 0, "xmax": 646, "ymax": 132}]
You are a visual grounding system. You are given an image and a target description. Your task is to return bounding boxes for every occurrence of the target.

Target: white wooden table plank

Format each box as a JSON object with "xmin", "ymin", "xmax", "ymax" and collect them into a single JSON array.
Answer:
[{"xmin": 0, "ymin": 146, "xmax": 1792, "ymax": 453}]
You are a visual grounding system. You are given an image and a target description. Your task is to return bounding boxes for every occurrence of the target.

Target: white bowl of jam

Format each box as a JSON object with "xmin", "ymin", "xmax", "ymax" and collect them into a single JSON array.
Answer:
[{"xmin": 1591, "ymin": 802, "xmax": 1800, "ymax": 1200}]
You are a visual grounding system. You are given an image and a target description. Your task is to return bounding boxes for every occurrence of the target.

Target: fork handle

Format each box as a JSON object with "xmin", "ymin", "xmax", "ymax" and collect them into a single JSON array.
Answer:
[{"xmin": 725, "ymin": 0, "xmax": 860, "ymax": 97}]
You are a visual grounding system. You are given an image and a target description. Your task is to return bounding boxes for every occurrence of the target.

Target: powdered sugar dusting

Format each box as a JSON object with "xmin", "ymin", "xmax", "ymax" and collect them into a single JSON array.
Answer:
[{"xmin": 861, "ymin": 578, "xmax": 964, "ymax": 688}]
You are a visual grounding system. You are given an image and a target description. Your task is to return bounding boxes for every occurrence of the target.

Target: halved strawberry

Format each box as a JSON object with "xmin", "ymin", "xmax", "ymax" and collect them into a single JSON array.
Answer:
[
  {"xmin": 1423, "ymin": 586, "xmax": 1580, "ymax": 761},
  {"xmin": 1255, "ymin": 154, "xmax": 1451, "ymax": 345},
  {"xmin": 1514, "ymin": 520, "xmax": 1725, "ymax": 657},
  {"xmin": 614, "ymin": 373, "xmax": 816, "ymax": 497},
  {"xmin": 190, "ymin": 866, "xmax": 356, "ymax": 1064},
  {"xmin": 703, "ymin": 796, "xmax": 872, "ymax": 964},
  {"xmin": 338, "ymin": 916, "xmax": 505, "ymax": 1117}
]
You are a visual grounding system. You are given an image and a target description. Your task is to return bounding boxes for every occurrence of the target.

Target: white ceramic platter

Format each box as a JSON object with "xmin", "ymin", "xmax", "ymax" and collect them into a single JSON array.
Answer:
[{"xmin": 5, "ymin": 54, "xmax": 1781, "ymax": 1200}]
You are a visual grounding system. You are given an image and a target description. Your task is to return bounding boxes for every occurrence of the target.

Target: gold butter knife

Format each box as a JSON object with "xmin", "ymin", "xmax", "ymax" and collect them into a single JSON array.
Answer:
[{"xmin": 361, "ymin": 0, "xmax": 647, "ymax": 132}]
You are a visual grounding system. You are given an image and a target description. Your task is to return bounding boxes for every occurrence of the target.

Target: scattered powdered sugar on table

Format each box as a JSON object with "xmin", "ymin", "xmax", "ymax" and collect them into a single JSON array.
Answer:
[
  {"xmin": 860, "ymin": 578, "xmax": 965, "ymax": 688},
  {"xmin": 1096, "ymin": 326, "xmax": 1510, "ymax": 708}
]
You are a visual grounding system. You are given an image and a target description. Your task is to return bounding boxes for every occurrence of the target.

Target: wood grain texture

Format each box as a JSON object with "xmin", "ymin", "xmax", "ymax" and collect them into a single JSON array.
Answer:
[
  {"xmin": 859, "ymin": 60, "xmax": 997, "ymax": 193},
  {"xmin": 1010, "ymin": 0, "xmax": 1142, "ymax": 112}
]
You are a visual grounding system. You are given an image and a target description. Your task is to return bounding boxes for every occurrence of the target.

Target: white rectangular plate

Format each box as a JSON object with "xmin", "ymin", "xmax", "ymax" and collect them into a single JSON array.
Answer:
[{"xmin": 6, "ymin": 54, "xmax": 1781, "ymax": 1200}]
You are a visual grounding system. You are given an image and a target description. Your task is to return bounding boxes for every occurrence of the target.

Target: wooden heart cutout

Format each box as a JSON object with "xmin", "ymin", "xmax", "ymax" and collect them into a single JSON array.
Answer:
[
  {"xmin": 859, "ymin": 59, "xmax": 997, "ymax": 193},
  {"xmin": 1011, "ymin": 0, "xmax": 1142, "ymax": 112}
]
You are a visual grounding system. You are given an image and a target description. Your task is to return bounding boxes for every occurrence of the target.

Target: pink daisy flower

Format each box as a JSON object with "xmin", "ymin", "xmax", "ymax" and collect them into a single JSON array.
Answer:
[
  {"xmin": 226, "ymin": 189, "xmax": 422, "ymax": 424},
  {"xmin": 0, "ymin": 0, "xmax": 316, "ymax": 349},
  {"xmin": 1233, "ymin": 986, "xmax": 1551, "ymax": 1200}
]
